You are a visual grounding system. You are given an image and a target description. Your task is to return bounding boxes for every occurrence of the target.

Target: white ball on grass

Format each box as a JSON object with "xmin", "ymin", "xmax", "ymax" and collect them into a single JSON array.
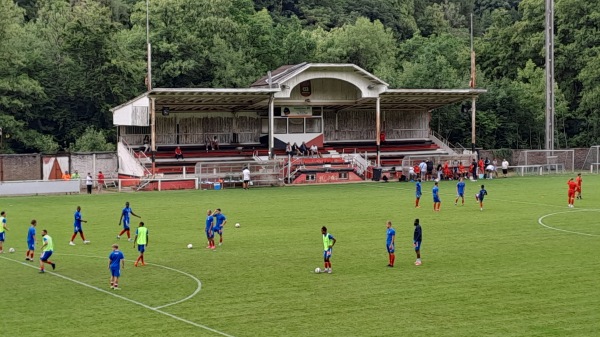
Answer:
[
  {"xmin": 314, "ymin": 267, "xmax": 321, "ymax": 273},
  {"xmin": 235, "ymin": 223, "xmax": 240, "ymax": 228},
  {"xmin": 187, "ymin": 244, "xmax": 193, "ymax": 249},
  {"xmin": 8, "ymin": 247, "xmax": 15, "ymax": 253}
]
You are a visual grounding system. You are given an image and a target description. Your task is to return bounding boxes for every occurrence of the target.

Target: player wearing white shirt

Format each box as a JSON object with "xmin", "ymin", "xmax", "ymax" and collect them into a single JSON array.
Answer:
[{"xmin": 242, "ymin": 167, "xmax": 251, "ymax": 190}]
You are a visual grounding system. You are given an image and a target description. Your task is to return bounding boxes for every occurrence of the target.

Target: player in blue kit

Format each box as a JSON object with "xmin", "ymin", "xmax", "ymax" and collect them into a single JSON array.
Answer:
[
  {"xmin": 69, "ymin": 206, "xmax": 89, "ymax": 246},
  {"xmin": 117, "ymin": 202, "xmax": 141, "ymax": 242},
  {"xmin": 212, "ymin": 208, "xmax": 227, "ymax": 246},
  {"xmin": 386, "ymin": 221, "xmax": 396, "ymax": 267},
  {"xmin": 25, "ymin": 219, "xmax": 37, "ymax": 261},
  {"xmin": 205, "ymin": 209, "xmax": 215, "ymax": 249},
  {"xmin": 108, "ymin": 244, "xmax": 125, "ymax": 290},
  {"xmin": 454, "ymin": 177, "xmax": 466, "ymax": 206},
  {"xmin": 476, "ymin": 184, "xmax": 488, "ymax": 211},
  {"xmin": 413, "ymin": 219, "xmax": 422, "ymax": 265},
  {"xmin": 415, "ymin": 179, "xmax": 422, "ymax": 208},
  {"xmin": 321, "ymin": 226, "xmax": 336, "ymax": 274},
  {"xmin": 432, "ymin": 181, "xmax": 441, "ymax": 211}
]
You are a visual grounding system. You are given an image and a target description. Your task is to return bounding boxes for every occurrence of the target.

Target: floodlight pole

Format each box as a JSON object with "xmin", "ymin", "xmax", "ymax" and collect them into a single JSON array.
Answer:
[
  {"xmin": 470, "ymin": 13, "xmax": 477, "ymax": 158},
  {"xmin": 545, "ymin": 0, "xmax": 555, "ymax": 152},
  {"xmin": 146, "ymin": 0, "xmax": 155, "ymax": 175}
]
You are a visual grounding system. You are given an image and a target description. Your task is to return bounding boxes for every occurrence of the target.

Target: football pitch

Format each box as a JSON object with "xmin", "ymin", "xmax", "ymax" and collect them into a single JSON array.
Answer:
[{"xmin": 2, "ymin": 175, "xmax": 599, "ymax": 337}]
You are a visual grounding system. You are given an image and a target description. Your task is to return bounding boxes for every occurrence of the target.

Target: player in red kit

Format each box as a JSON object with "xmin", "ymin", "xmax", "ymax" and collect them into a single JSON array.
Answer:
[{"xmin": 567, "ymin": 178, "xmax": 577, "ymax": 208}]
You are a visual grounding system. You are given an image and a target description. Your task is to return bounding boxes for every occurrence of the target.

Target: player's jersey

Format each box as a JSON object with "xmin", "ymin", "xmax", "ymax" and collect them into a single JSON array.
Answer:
[
  {"xmin": 205, "ymin": 215, "xmax": 214, "ymax": 230},
  {"xmin": 243, "ymin": 169, "xmax": 250, "ymax": 180},
  {"xmin": 567, "ymin": 180, "xmax": 577, "ymax": 192},
  {"xmin": 214, "ymin": 213, "xmax": 226, "ymax": 228},
  {"xmin": 386, "ymin": 228, "xmax": 395, "ymax": 245},
  {"xmin": 416, "ymin": 182, "xmax": 422, "ymax": 196},
  {"xmin": 414, "ymin": 225, "xmax": 422, "ymax": 242},
  {"xmin": 27, "ymin": 226, "xmax": 36, "ymax": 243},
  {"xmin": 322, "ymin": 233, "xmax": 335, "ymax": 250},
  {"xmin": 576, "ymin": 176, "xmax": 582, "ymax": 188},
  {"xmin": 74, "ymin": 210, "xmax": 82, "ymax": 227},
  {"xmin": 433, "ymin": 186, "xmax": 439, "ymax": 198},
  {"xmin": 43, "ymin": 235, "xmax": 54, "ymax": 252},
  {"xmin": 478, "ymin": 189, "xmax": 488, "ymax": 200},
  {"xmin": 122, "ymin": 207, "xmax": 132, "ymax": 222},
  {"xmin": 457, "ymin": 182, "xmax": 466, "ymax": 195},
  {"xmin": 109, "ymin": 250, "xmax": 124, "ymax": 269},
  {"xmin": 136, "ymin": 227, "xmax": 148, "ymax": 245},
  {"xmin": 0, "ymin": 216, "xmax": 5, "ymax": 233}
]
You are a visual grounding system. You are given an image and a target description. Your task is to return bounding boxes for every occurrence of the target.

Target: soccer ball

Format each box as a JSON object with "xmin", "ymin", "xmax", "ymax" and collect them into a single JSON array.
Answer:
[
  {"xmin": 8, "ymin": 248, "xmax": 15, "ymax": 253},
  {"xmin": 235, "ymin": 223, "xmax": 240, "ymax": 228},
  {"xmin": 187, "ymin": 244, "xmax": 193, "ymax": 249},
  {"xmin": 314, "ymin": 267, "xmax": 321, "ymax": 273}
]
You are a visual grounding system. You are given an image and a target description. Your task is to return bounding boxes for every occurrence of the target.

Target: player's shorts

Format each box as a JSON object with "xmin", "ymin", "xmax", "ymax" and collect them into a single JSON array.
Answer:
[
  {"xmin": 74, "ymin": 226, "xmax": 83, "ymax": 233},
  {"xmin": 386, "ymin": 243, "xmax": 395, "ymax": 254},
  {"xmin": 457, "ymin": 192, "xmax": 464, "ymax": 198},
  {"xmin": 123, "ymin": 219, "xmax": 130, "ymax": 230},
  {"xmin": 110, "ymin": 267, "xmax": 121, "ymax": 277},
  {"xmin": 568, "ymin": 191, "xmax": 575, "ymax": 197},
  {"xmin": 27, "ymin": 241, "xmax": 35, "ymax": 250},
  {"xmin": 427, "ymin": 169, "xmax": 433, "ymax": 175},
  {"xmin": 137, "ymin": 244, "xmax": 145, "ymax": 253},
  {"xmin": 478, "ymin": 195, "xmax": 485, "ymax": 201},
  {"xmin": 416, "ymin": 193, "xmax": 422, "ymax": 199},
  {"xmin": 40, "ymin": 251, "xmax": 53, "ymax": 261},
  {"xmin": 323, "ymin": 248, "xmax": 332, "ymax": 260},
  {"xmin": 576, "ymin": 187, "xmax": 581, "ymax": 193},
  {"xmin": 213, "ymin": 227, "xmax": 222, "ymax": 235},
  {"xmin": 205, "ymin": 228, "xmax": 214, "ymax": 239},
  {"xmin": 414, "ymin": 241, "xmax": 421, "ymax": 251},
  {"xmin": 433, "ymin": 196, "xmax": 441, "ymax": 203},
  {"xmin": 243, "ymin": 180, "xmax": 250, "ymax": 184},
  {"xmin": 0, "ymin": 232, "xmax": 4, "ymax": 242},
  {"xmin": 502, "ymin": 169, "xmax": 508, "ymax": 174}
]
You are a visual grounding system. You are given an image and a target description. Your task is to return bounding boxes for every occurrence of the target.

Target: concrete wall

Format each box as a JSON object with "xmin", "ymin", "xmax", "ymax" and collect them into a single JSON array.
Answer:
[
  {"xmin": 0, "ymin": 154, "xmax": 42, "ymax": 181},
  {"xmin": 0, "ymin": 153, "xmax": 117, "ymax": 182}
]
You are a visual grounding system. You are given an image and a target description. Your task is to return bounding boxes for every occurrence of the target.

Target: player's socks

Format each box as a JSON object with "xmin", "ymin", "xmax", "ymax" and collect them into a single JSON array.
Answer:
[{"xmin": 50, "ymin": 262, "xmax": 55, "ymax": 270}]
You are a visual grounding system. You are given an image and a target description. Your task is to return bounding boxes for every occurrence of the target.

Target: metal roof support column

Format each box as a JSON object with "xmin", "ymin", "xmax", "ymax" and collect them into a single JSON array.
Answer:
[
  {"xmin": 150, "ymin": 97, "xmax": 156, "ymax": 175},
  {"xmin": 375, "ymin": 96, "xmax": 381, "ymax": 167},
  {"xmin": 268, "ymin": 94, "xmax": 275, "ymax": 159}
]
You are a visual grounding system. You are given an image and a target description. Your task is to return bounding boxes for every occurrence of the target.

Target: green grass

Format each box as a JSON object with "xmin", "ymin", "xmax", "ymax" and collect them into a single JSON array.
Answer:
[{"xmin": 2, "ymin": 174, "xmax": 599, "ymax": 336}]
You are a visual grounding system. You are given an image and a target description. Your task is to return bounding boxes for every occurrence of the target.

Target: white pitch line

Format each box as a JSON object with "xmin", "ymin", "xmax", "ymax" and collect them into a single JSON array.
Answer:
[
  {"xmin": 58, "ymin": 253, "xmax": 201, "ymax": 310},
  {"xmin": 0, "ymin": 256, "xmax": 236, "ymax": 337},
  {"xmin": 537, "ymin": 209, "xmax": 600, "ymax": 237}
]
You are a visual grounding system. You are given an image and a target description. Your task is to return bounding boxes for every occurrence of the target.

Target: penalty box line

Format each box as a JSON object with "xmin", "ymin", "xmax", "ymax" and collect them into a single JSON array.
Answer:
[{"xmin": 0, "ymin": 256, "xmax": 236, "ymax": 337}]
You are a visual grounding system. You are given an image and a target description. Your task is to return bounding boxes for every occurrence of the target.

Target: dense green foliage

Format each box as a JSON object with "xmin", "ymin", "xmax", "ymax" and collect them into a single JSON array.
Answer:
[
  {"xmin": 2, "ymin": 176, "xmax": 599, "ymax": 336},
  {"xmin": 1, "ymin": 0, "xmax": 599, "ymax": 153}
]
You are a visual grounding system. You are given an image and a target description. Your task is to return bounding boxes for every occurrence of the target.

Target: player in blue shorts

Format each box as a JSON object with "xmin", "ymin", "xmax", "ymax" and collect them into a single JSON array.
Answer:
[
  {"xmin": 69, "ymin": 206, "xmax": 89, "ymax": 246},
  {"xmin": 205, "ymin": 209, "xmax": 215, "ymax": 249},
  {"xmin": 25, "ymin": 220, "xmax": 37, "ymax": 261},
  {"xmin": 118, "ymin": 202, "xmax": 141, "ymax": 242},
  {"xmin": 321, "ymin": 226, "xmax": 336, "ymax": 274},
  {"xmin": 108, "ymin": 244, "xmax": 125, "ymax": 290},
  {"xmin": 432, "ymin": 181, "xmax": 441, "ymax": 211},
  {"xmin": 476, "ymin": 184, "xmax": 488, "ymax": 211},
  {"xmin": 413, "ymin": 219, "xmax": 422, "ymax": 265},
  {"xmin": 386, "ymin": 221, "xmax": 396, "ymax": 267},
  {"xmin": 133, "ymin": 221, "xmax": 148, "ymax": 267},
  {"xmin": 0, "ymin": 211, "xmax": 9, "ymax": 254},
  {"xmin": 415, "ymin": 179, "xmax": 422, "ymax": 208},
  {"xmin": 454, "ymin": 177, "xmax": 466, "ymax": 206},
  {"xmin": 39, "ymin": 229, "xmax": 55, "ymax": 273},
  {"xmin": 212, "ymin": 208, "xmax": 227, "ymax": 246}
]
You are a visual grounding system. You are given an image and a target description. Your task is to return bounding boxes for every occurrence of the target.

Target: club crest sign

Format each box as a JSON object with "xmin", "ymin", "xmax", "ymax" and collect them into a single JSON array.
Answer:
[{"xmin": 300, "ymin": 80, "xmax": 311, "ymax": 97}]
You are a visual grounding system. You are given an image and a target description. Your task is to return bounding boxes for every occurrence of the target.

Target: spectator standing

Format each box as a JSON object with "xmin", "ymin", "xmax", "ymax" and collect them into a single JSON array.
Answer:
[
  {"xmin": 71, "ymin": 170, "xmax": 81, "ymax": 180},
  {"xmin": 501, "ymin": 159, "xmax": 509, "ymax": 177},
  {"xmin": 242, "ymin": 166, "xmax": 251, "ymax": 190},
  {"xmin": 97, "ymin": 171, "xmax": 105, "ymax": 192},
  {"xmin": 86, "ymin": 173, "xmax": 93, "ymax": 194}
]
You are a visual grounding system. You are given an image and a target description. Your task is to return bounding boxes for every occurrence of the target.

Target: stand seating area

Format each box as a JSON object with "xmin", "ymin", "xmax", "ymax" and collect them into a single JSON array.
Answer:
[{"xmin": 130, "ymin": 139, "xmax": 441, "ymax": 177}]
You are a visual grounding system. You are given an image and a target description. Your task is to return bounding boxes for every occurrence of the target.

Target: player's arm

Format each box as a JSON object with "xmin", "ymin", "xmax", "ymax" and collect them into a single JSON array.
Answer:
[
  {"xmin": 329, "ymin": 235, "xmax": 336, "ymax": 248},
  {"xmin": 41, "ymin": 238, "xmax": 47, "ymax": 249},
  {"xmin": 145, "ymin": 233, "xmax": 149, "ymax": 246},
  {"xmin": 108, "ymin": 258, "xmax": 111, "ymax": 269},
  {"xmin": 121, "ymin": 258, "xmax": 125, "ymax": 269},
  {"xmin": 133, "ymin": 234, "xmax": 138, "ymax": 248},
  {"xmin": 119, "ymin": 212, "xmax": 124, "ymax": 225},
  {"xmin": 390, "ymin": 234, "xmax": 395, "ymax": 248},
  {"xmin": 131, "ymin": 211, "xmax": 141, "ymax": 218}
]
